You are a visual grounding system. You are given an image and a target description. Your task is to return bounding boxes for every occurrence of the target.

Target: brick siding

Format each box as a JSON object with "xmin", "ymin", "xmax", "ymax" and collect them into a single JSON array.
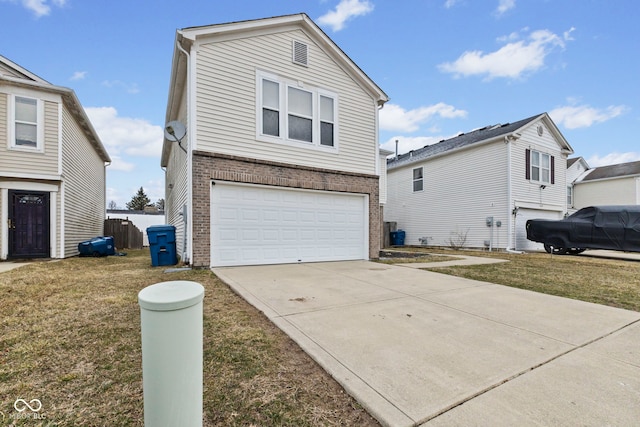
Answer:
[{"xmin": 191, "ymin": 151, "xmax": 380, "ymax": 267}]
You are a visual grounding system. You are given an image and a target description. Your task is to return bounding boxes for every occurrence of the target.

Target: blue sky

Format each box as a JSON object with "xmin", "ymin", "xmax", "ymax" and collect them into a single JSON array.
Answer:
[{"xmin": 2, "ymin": 0, "xmax": 638, "ymax": 208}]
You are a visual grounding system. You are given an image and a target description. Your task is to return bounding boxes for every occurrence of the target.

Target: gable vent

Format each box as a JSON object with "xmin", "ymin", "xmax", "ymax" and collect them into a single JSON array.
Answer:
[{"xmin": 292, "ymin": 40, "xmax": 308, "ymax": 66}]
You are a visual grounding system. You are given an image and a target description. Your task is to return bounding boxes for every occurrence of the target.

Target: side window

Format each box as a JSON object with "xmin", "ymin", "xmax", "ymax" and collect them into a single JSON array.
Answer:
[
  {"xmin": 567, "ymin": 185, "xmax": 573, "ymax": 207},
  {"xmin": 413, "ymin": 167, "xmax": 423, "ymax": 192},
  {"xmin": 11, "ymin": 95, "xmax": 43, "ymax": 150}
]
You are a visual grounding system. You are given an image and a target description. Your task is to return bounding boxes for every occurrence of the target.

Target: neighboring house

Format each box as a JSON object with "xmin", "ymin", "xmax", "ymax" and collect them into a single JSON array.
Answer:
[
  {"xmin": 0, "ymin": 55, "xmax": 110, "ymax": 259},
  {"xmin": 385, "ymin": 113, "xmax": 574, "ymax": 252},
  {"xmin": 570, "ymin": 159, "xmax": 640, "ymax": 209},
  {"xmin": 106, "ymin": 209, "xmax": 166, "ymax": 246},
  {"xmin": 161, "ymin": 14, "xmax": 388, "ymax": 267},
  {"xmin": 565, "ymin": 156, "xmax": 590, "ymax": 212}
]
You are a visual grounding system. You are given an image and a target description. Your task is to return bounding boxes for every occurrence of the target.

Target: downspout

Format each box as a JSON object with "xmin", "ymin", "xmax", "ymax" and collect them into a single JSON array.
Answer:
[
  {"xmin": 176, "ymin": 36, "xmax": 191, "ymax": 264},
  {"xmin": 505, "ymin": 134, "xmax": 523, "ymax": 254}
]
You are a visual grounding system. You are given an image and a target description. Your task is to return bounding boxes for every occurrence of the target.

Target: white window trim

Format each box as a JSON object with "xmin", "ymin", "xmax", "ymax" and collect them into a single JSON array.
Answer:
[
  {"xmin": 567, "ymin": 185, "xmax": 573, "ymax": 207},
  {"xmin": 530, "ymin": 150, "xmax": 550, "ymax": 184},
  {"xmin": 256, "ymin": 70, "xmax": 339, "ymax": 152},
  {"xmin": 412, "ymin": 167, "xmax": 424, "ymax": 192},
  {"xmin": 8, "ymin": 94, "xmax": 45, "ymax": 153}
]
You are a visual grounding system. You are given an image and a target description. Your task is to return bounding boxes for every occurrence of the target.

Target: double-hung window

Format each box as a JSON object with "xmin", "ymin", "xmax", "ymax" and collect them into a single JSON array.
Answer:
[
  {"xmin": 257, "ymin": 71, "xmax": 337, "ymax": 149},
  {"xmin": 529, "ymin": 150, "xmax": 551, "ymax": 184},
  {"xmin": 413, "ymin": 167, "xmax": 424, "ymax": 192},
  {"xmin": 11, "ymin": 95, "xmax": 43, "ymax": 150},
  {"xmin": 261, "ymin": 79, "xmax": 280, "ymax": 137}
]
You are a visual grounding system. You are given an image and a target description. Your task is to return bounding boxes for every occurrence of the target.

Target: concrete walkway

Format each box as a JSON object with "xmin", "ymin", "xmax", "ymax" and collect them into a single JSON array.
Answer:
[
  {"xmin": 0, "ymin": 261, "xmax": 31, "ymax": 273},
  {"xmin": 213, "ymin": 261, "xmax": 640, "ymax": 426}
]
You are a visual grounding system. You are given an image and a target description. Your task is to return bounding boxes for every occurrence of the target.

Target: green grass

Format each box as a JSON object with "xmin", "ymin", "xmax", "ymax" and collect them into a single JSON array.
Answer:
[{"xmin": 400, "ymin": 248, "xmax": 640, "ymax": 312}]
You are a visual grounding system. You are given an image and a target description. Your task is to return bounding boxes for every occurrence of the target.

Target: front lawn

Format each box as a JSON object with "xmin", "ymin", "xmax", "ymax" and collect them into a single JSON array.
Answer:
[
  {"xmin": 0, "ymin": 250, "xmax": 378, "ymax": 426},
  {"xmin": 390, "ymin": 248, "xmax": 640, "ymax": 312}
]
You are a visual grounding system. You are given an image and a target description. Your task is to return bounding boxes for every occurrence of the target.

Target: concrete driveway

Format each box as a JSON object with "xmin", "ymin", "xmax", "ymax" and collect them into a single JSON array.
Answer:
[{"xmin": 213, "ymin": 261, "xmax": 640, "ymax": 426}]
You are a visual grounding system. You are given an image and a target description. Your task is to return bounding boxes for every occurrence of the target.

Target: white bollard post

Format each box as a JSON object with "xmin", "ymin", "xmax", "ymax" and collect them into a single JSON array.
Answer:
[{"xmin": 138, "ymin": 280, "xmax": 205, "ymax": 427}]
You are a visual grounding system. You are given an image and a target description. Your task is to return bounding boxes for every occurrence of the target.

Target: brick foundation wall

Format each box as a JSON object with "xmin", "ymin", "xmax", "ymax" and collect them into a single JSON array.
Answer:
[{"xmin": 192, "ymin": 151, "xmax": 380, "ymax": 267}]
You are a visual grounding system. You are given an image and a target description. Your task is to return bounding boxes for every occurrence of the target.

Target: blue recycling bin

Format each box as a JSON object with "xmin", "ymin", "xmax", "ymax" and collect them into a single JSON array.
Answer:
[
  {"xmin": 78, "ymin": 236, "xmax": 115, "ymax": 257},
  {"xmin": 147, "ymin": 225, "xmax": 178, "ymax": 267},
  {"xmin": 390, "ymin": 230, "xmax": 406, "ymax": 246}
]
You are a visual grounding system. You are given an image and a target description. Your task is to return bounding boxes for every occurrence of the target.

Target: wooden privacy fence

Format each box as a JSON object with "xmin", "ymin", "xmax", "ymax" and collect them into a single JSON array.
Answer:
[{"xmin": 104, "ymin": 218, "xmax": 143, "ymax": 250}]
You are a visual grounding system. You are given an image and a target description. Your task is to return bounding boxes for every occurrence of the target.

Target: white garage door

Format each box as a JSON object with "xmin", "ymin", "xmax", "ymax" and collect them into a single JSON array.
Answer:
[
  {"xmin": 515, "ymin": 208, "xmax": 563, "ymax": 251},
  {"xmin": 211, "ymin": 182, "xmax": 368, "ymax": 267}
]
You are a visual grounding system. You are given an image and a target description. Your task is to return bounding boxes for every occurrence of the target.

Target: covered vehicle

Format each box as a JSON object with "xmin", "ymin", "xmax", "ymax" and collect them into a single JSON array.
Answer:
[{"xmin": 526, "ymin": 205, "xmax": 640, "ymax": 254}]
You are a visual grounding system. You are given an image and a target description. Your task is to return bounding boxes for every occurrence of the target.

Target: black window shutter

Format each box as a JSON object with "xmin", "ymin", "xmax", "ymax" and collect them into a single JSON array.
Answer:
[
  {"xmin": 525, "ymin": 149, "xmax": 530, "ymax": 180},
  {"xmin": 551, "ymin": 155, "xmax": 555, "ymax": 184}
]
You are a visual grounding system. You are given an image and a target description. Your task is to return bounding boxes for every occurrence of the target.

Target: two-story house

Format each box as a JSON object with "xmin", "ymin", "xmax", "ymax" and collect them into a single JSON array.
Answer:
[
  {"xmin": 385, "ymin": 113, "xmax": 574, "ymax": 252},
  {"xmin": 161, "ymin": 14, "xmax": 388, "ymax": 267},
  {"xmin": 0, "ymin": 55, "xmax": 110, "ymax": 259}
]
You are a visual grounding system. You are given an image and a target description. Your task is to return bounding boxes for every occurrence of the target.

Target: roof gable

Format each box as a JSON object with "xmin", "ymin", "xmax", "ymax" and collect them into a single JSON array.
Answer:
[
  {"xmin": 180, "ymin": 14, "xmax": 387, "ymax": 105},
  {"xmin": 163, "ymin": 13, "xmax": 388, "ymax": 166},
  {"xmin": 387, "ymin": 113, "xmax": 572, "ymax": 170},
  {"xmin": 0, "ymin": 55, "xmax": 50, "ymax": 84}
]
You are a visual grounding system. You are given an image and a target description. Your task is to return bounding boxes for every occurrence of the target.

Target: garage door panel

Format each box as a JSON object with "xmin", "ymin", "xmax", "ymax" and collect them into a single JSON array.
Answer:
[
  {"xmin": 515, "ymin": 209, "xmax": 563, "ymax": 251},
  {"xmin": 211, "ymin": 183, "xmax": 367, "ymax": 266}
]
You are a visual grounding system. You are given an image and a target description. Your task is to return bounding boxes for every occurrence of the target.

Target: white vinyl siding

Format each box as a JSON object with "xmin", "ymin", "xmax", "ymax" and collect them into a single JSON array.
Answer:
[
  {"xmin": 385, "ymin": 140, "xmax": 509, "ymax": 248},
  {"xmin": 194, "ymin": 29, "xmax": 377, "ymax": 175},
  {"xmin": 61, "ymin": 105, "xmax": 106, "ymax": 256},
  {"xmin": 379, "ymin": 152, "xmax": 389, "ymax": 205},
  {"xmin": 574, "ymin": 177, "xmax": 640, "ymax": 208}
]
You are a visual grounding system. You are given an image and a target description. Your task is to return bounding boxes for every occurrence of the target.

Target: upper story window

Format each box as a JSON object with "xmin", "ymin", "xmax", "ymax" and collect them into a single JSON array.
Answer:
[
  {"xmin": 9, "ymin": 95, "xmax": 43, "ymax": 151},
  {"xmin": 257, "ymin": 71, "xmax": 338, "ymax": 150},
  {"xmin": 567, "ymin": 185, "xmax": 573, "ymax": 207},
  {"xmin": 413, "ymin": 167, "xmax": 424, "ymax": 192},
  {"xmin": 526, "ymin": 149, "xmax": 554, "ymax": 184}
]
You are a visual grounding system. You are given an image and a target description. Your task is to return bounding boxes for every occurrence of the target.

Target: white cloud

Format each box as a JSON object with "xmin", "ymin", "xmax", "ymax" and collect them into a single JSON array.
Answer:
[
  {"xmin": 549, "ymin": 103, "xmax": 627, "ymax": 129},
  {"xmin": 106, "ymin": 155, "xmax": 135, "ymax": 172},
  {"xmin": 438, "ymin": 28, "xmax": 573, "ymax": 80},
  {"xmin": 587, "ymin": 152, "xmax": 640, "ymax": 167},
  {"xmin": 317, "ymin": 0, "xmax": 374, "ymax": 32},
  {"xmin": 102, "ymin": 80, "xmax": 140, "ymax": 94},
  {"xmin": 16, "ymin": 0, "xmax": 66, "ymax": 17},
  {"xmin": 495, "ymin": 0, "xmax": 515, "ymax": 16},
  {"xmin": 70, "ymin": 71, "xmax": 87, "ymax": 81},
  {"xmin": 380, "ymin": 135, "xmax": 444, "ymax": 156},
  {"xmin": 85, "ymin": 106, "xmax": 163, "ymax": 158},
  {"xmin": 444, "ymin": 0, "xmax": 461, "ymax": 8},
  {"xmin": 380, "ymin": 103, "xmax": 467, "ymax": 132}
]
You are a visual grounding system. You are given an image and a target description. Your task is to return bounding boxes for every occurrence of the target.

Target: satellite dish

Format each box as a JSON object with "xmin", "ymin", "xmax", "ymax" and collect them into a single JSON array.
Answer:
[{"xmin": 164, "ymin": 120, "xmax": 186, "ymax": 142}]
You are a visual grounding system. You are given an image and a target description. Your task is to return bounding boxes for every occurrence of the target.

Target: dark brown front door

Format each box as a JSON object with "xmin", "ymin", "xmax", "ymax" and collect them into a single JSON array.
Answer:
[{"xmin": 8, "ymin": 190, "xmax": 50, "ymax": 259}]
